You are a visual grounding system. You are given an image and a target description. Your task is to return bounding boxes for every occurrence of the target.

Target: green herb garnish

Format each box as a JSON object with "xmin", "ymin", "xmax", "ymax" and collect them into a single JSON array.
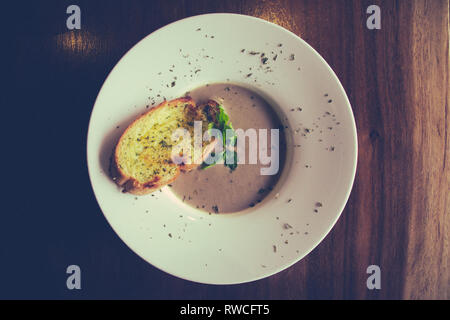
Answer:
[{"xmin": 201, "ymin": 105, "xmax": 238, "ymax": 171}]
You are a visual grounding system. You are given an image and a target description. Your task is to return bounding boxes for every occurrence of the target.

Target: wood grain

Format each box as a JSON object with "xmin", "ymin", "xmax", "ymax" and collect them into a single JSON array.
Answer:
[
  {"xmin": 3, "ymin": 0, "xmax": 448, "ymax": 299},
  {"xmin": 402, "ymin": 0, "xmax": 449, "ymax": 299}
]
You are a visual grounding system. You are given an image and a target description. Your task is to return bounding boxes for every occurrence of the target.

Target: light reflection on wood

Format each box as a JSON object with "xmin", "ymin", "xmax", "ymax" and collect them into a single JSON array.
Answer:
[
  {"xmin": 247, "ymin": 0, "xmax": 301, "ymax": 36},
  {"xmin": 54, "ymin": 30, "xmax": 104, "ymax": 57}
]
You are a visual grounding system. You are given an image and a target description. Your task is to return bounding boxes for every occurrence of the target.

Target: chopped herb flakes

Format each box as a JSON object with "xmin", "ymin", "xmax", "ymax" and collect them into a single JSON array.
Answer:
[{"xmin": 283, "ymin": 223, "xmax": 293, "ymax": 230}]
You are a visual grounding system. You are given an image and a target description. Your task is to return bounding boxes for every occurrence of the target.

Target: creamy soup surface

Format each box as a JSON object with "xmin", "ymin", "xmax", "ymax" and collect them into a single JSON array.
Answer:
[{"xmin": 170, "ymin": 83, "xmax": 287, "ymax": 213}]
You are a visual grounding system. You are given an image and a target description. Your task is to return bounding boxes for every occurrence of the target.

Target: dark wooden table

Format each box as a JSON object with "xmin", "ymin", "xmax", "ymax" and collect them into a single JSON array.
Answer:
[{"xmin": 2, "ymin": 0, "xmax": 448, "ymax": 299}]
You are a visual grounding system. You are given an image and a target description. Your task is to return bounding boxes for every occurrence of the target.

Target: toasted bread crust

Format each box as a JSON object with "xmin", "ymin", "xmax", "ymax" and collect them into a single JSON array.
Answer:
[{"xmin": 110, "ymin": 97, "xmax": 219, "ymax": 195}]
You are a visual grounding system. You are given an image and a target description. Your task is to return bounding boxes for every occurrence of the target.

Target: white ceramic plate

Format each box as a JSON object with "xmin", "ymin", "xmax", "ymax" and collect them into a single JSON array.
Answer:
[{"xmin": 87, "ymin": 13, "xmax": 357, "ymax": 284}]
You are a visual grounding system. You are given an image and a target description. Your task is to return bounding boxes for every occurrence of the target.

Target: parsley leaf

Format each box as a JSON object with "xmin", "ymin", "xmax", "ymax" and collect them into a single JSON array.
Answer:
[{"xmin": 201, "ymin": 105, "xmax": 238, "ymax": 171}]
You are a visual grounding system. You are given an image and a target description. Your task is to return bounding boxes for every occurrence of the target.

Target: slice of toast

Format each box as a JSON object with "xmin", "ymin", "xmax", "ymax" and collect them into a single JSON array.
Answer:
[{"xmin": 111, "ymin": 97, "xmax": 219, "ymax": 195}]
